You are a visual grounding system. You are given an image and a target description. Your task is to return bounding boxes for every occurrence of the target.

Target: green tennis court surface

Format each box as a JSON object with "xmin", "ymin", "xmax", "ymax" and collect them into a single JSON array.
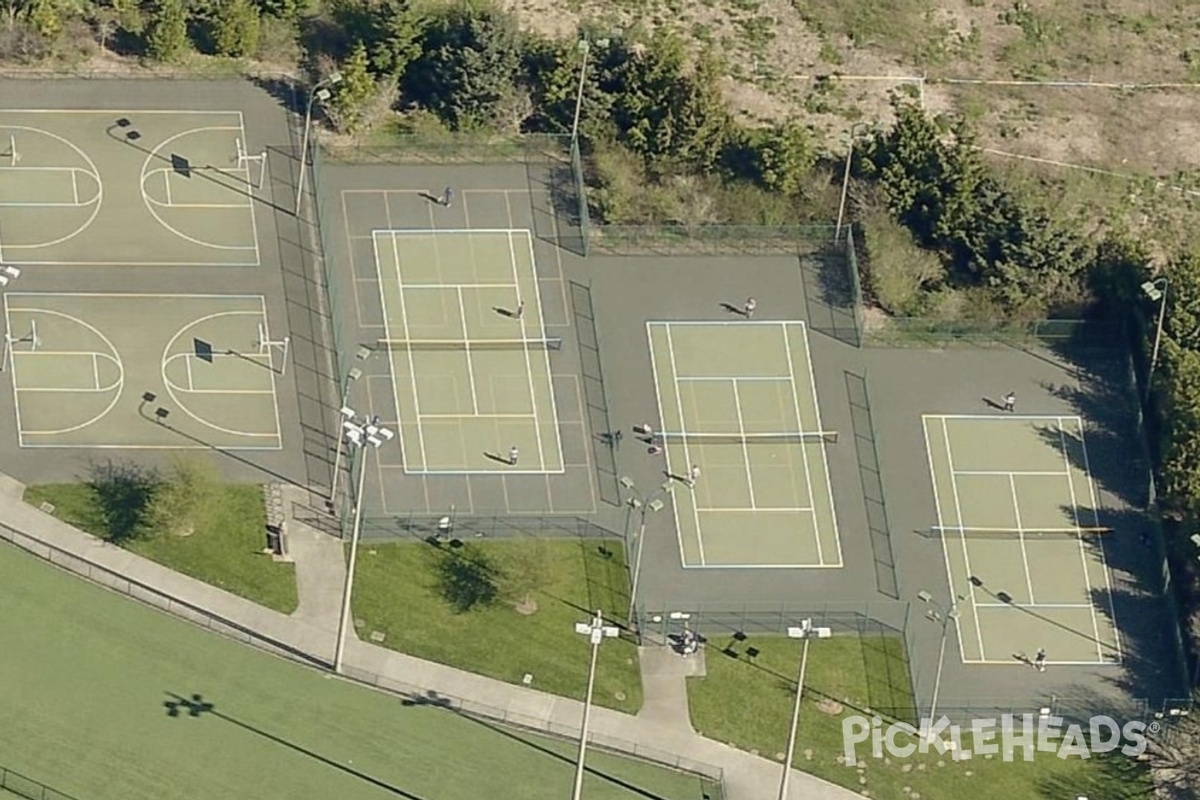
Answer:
[
  {"xmin": 3, "ymin": 292, "xmax": 282, "ymax": 449},
  {"xmin": 923, "ymin": 414, "xmax": 1121, "ymax": 666},
  {"xmin": 374, "ymin": 229, "xmax": 563, "ymax": 474},
  {"xmin": 0, "ymin": 541, "xmax": 712, "ymax": 800},
  {"xmin": 648, "ymin": 321, "xmax": 841, "ymax": 569}
]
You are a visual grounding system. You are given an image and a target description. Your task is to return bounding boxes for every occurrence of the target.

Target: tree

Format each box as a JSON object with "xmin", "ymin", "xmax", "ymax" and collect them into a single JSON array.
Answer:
[
  {"xmin": 208, "ymin": 0, "xmax": 259, "ymax": 57},
  {"xmin": 434, "ymin": 545, "xmax": 499, "ymax": 612},
  {"xmin": 1139, "ymin": 710, "xmax": 1200, "ymax": 799},
  {"xmin": 499, "ymin": 539, "xmax": 550, "ymax": 614},
  {"xmin": 598, "ymin": 34, "xmax": 732, "ymax": 173},
  {"xmin": 400, "ymin": 2, "xmax": 523, "ymax": 130},
  {"xmin": 327, "ymin": 40, "xmax": 375, "ymax": 133},
  {"xmin": 144, "ymin": 454, "xmax": 219, "ymax": 537},
  {"xmin": 724, "ymin": 119, "xmax": 817, "ymax": 195},
  {"xmin": 85, "ymin": 460, "xmax": 159, "ymax": 543},
  {"xmin": 145, "ymin": 0, "xmax": 188, "ymax": 62}
]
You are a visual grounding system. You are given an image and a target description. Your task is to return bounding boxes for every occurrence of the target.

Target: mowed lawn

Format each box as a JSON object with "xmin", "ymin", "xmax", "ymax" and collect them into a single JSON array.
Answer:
[
  {"xmin": 0, "ymin": 541, "xmax": 707, "ymax": 800},
  {"xmin": 351, "ymin": 539, "xmax": 643, "ymax": 713},
  {"xmin": 688, "ymin": 637, "xmax": 1154, "ymax": 800},
  {"xmin": 24, "ymin": 483, "xmax": 297, "ymax": 614}
]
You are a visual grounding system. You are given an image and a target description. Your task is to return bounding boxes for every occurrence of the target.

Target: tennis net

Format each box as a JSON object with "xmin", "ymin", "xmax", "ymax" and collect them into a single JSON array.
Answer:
[
  {"xmin": 929, "ymin": 526, "xmax": 1111, "ymax": 541},
  {"xmin": 376, "ymin": 338, "xmax": 562, "ymax": 352},
  {"xmin": 655, "ymin": 431, "xmax": 838, "ymax": 445}
]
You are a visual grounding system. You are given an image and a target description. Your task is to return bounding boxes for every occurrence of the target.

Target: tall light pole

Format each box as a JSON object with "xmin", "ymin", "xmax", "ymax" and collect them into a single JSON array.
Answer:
[
  {"xmin": 0, "ymin": 264, "xmax": 22, "ymax": 373},
  {"xmin": 619, "ymin": 476, "xmax": 672, "ymax": 632},
  {"xmin": 834, "ymin": 123, "xmax": 869, "ymax": 244},
  {"xmin": 917, "ymin": 590, "xmax": 960, "ymax": 737},
  {"xmin": 295, "ymin": 71, "xmax": 343, "ymax": 216},
  {"xmin": 572, "ymin": 610, "xmax": 618, "ymax": 800},
  {"xmin": 328, "ymin": 368, "xmax": 363, "ymax": 509},
  {"xmin": 778, "ymin": 619, "xmax": 831, "ymax": 800},
  {"xmin": 1142, "ymin": 277, "xmax": 1169, "ymax": 401},
  {"xmin": 333, "ymin": 408, "xmax": 394, "ymax": 673},
  {"xmin": 570, "ymin": 38, "xmax": 609, "ymax": 143}
]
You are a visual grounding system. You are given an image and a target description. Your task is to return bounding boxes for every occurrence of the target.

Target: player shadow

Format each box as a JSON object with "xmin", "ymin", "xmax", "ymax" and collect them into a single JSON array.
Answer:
[
  {"xmin": 483, "ymin": 451, "xmax": 516, "ymax": 466},
  {"xmin": 417, "ymin": 191, "xmax": 449, "ymax": 207},
  {"xmin": 719, "ymin": 302, "xmax": 749, "ymax": 317},
  {"xmin": 662, "ymin": 469, "xmax": 691, "ymax": 484},
  {"xmin": 981, "ymin": 396, "xmax": 1007, "ymax": 411},
  {"xmin": 597, "ymin": 430, "xmax": 623, "ymax": 450},
  {"xmin": 163, "ymin": 692, "xmax": 427, "ymax": 799}
]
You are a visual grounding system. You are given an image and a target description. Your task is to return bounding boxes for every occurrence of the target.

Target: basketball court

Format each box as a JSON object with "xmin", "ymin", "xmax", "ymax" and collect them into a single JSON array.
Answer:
[
  {"xmin": 373, "ymin": 228, "xmax": 564, "ymax": 474},
  {"xmin": 3, "ymin": 293, "xmax": 283, "ymax": 448},
  {"xmin": 923, "ymin": 414, "xmax": 1122, "ymax": 666},
  {"xmin": 0, "ymin": 110, "xmax": 264, "ymax": 265},
  {"xmin": 647, "ymin": 321, "xmax": 841, "ymax": 568}
]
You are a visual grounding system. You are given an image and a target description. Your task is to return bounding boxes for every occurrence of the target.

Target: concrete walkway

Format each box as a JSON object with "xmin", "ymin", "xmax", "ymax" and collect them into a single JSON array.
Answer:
[{"xmin": 0, "ymin": 478, "xmax": 858, "ymax": 800}]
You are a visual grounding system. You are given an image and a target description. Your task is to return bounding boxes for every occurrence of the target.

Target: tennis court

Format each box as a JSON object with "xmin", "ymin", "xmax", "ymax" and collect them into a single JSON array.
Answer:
[
  {"xmin": 3, "ymin": 292, "xmax": 283, "ymax": 448},
  {"xmin": 648, "ymin": 321, "xmax": 841, "ymax": 569},
  {"xmin": 0, "ymin": 109, "xmax": 261, "ymax": 265},
  {"xmin": 374, "ymin": 228, "xmax": 564, "ymax": 474},
  {"xmin": 923, "ymin": 414, "xmax": 1122, "ymax": 666}
]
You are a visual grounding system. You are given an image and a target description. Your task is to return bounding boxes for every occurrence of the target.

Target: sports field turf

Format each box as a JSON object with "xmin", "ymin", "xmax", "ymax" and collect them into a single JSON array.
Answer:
[{"xmin": 0, "ymin": 542, "xmax": 713, "ymax": 800}]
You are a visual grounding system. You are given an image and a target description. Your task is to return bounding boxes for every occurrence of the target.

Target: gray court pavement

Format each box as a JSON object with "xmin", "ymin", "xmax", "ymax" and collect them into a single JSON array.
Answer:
[{"xmin": 0, "ymin": 471, "xmax": 857, "ymax": 800}]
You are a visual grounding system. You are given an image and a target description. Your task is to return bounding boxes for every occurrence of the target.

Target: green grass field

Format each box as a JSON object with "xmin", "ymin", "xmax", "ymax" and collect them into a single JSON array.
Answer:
[
  {"xmin": 24, "ymin": 483, "xmax": 298, "ymax": 614},
  {"xmin": 687, "ymin": 636, "xmax": 1153, "ymax": 800},
  {"xmin": 0, "ymin": 540, "xmax": 712, "ymax": 800},
  {"xmin": 351, "ymin": 539, "xmax": 643, "ymax": 713}
]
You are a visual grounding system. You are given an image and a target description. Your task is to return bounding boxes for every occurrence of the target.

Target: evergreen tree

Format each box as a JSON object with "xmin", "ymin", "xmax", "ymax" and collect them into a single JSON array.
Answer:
[
  {"xmin": 145, "ymin": 0, "xmax": 189, "ymax": 62},
  {"xmin": 209, "ymin": 0, "xmax": 260, "ymax": 57}
]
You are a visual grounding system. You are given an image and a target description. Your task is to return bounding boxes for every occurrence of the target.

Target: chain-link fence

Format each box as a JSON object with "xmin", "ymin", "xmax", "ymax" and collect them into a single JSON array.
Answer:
[
  {"xmin": 320, "ymin": 132, "xmax": 572, "ymax": 166},
  {"xmin": 0, "ymin": 764, "xmax": 81, "ymax": 800},
  {"xmin": 588, "ymin": 223, "xmax": 840, "ymax": 256},
  {"xmin": 569, "ymin": 136, "xmax": 591, "ymax": 255},
  {"xmin": 864, "ymin": 317, "xmax": 1127, "ymax": 349}
]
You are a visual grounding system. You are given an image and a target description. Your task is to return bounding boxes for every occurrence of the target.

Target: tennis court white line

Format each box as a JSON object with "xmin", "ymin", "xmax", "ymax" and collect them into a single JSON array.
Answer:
[
  {"xmin": 782, "ymin": 325, "xmax": 825, "ymax": 565},
  {"xmin": 510, "ymin": 230, "xmax": 547, "ymax": 471},
  {"xmin": 524, "ymin": 230, "xmax": 564, "ymax": 474},
  {"xmin": 456, "ymin": 287, "xmax": 480, "ymax": 415},
  {"xmin": 376, "ymin": 227, "xmax": 534, "ymax": 235},
  {"xmin": 1058, "ymin": 421, "xmax": 1106, "ymax": 663},
  {"xmin": 185, "ymin": 351, "xmax": 194, "ymax": 390},
  {"xmin": 927, "ymin": 413, "xmax": 1075, "ymax": 421},
  {"xmin": 91, "ymin": 353, "xmax": 99, "ymax": 390},
  {"xmin": 72, "ymin": 169, "xmax": 78, "ymax": 205},
  {"xmin": 696, "ymin": 505, "xmax": 815, "ymax": 513},
  {"xmin": 954, "ymin": 470, "xmax": 1070, "ymax": 477},
  {"xmin": 731, "ymin": 378, "xmax": 759, "ymax": 508},
  {"xmin": 941, "ymin": 416, "xmax": 988, "ymax": 660},
  {"xmin": 665, "ymin": 324, "xmax": 706, "ymax": 566},
  {"xmin": 974, "ymin": 602, "xmax": 1095, "ymax": 609},
  {"xmin": 1009, "ymin": 473, "xmax": 1037, "ymax": 604},
  {"xmin": 683, "ymin": 562, "xmax": 843, "ymax": 570},
  {"xmin": 399, "ymin": 283, "xmax": 518, "ymax": 290},
  {"xmin": 381, "ymin": 232, "xmax": 430, "ymax": 472},
  {"xmin": 164, "ymin": 168, "xmax": 173, "ymax": 206},
  {"xmin": 417, "ymin": 417, "xmax": 540, "ymax": 422},
  {"xmin": 173, "ymin": 388, "xmax": 275, "ymax": 395},
  {"xmin": 675, "ymin": 375, "xmax": 791, "ymax": 382},
  {"xmin": 968, "ymin": 657, "xmax": 1115, "ymax": 666},
  {"xmin": 14, "ymin": 387, "xmax": 114, "ymax": 394},
  {"xmin": 647, "ymin": 326, "xmax": 689, "ymax": 570},
  {"xmin": 1072, "ymin": 417, "xmax": 1123, "ymax": 661}
]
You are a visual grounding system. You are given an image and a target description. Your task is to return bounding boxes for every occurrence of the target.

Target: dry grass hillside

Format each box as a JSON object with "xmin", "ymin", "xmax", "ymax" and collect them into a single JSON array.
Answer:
[{"xmin": 500, "ymin": 0, "xmax": 1200, "ymax": 249}]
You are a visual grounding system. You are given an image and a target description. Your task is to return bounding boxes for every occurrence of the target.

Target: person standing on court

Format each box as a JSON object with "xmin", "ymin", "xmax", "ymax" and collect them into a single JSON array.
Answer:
[
  {"xmin": 1033, "ymin": 647, "xmax": 1046, "ymax": 672},
  {"xmin": 1003, "ymin": 391, "xmax": 1016, "ymax": 412},
  {"xmin": 508, "ymin": 445, "xmax": 519, "ymax": 466},
  {"xmin": 688, "ymin": 464, "xmax": 701, "ymax": 488},
  {"xmin": 743, "ymin": 297, "xmax": 757, "ymax": 319},
  {"xmin": 440, "ymin": 186, "xmax": 454, "ymax": 207}
]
